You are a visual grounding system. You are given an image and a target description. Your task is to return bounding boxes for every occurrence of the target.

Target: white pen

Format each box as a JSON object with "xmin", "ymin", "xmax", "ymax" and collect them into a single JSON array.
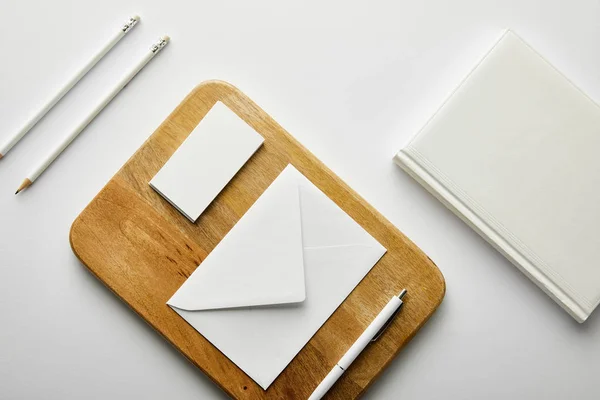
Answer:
[
  {"xmin": 0, "ymin": 15, "xmax": 140, "ymax": 159},
  {"xmin": 308, "ymin": 289, "xmax": 407, "ymax": 400},
  {"xmin": 15, "ymin": 36, "xmax": 170, "ymax": 194}
]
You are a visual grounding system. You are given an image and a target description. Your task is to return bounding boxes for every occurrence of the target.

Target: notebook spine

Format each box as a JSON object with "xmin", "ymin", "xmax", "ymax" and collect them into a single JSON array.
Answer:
[{"xmin": 394, "ymin": 149, "xmax": 589, "ymax": 323}]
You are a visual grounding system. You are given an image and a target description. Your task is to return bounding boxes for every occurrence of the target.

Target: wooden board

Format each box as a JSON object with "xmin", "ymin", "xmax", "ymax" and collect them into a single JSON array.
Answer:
[{"xmin": 69, "ymin": 80, "xmax": 445, "ymax": 399}]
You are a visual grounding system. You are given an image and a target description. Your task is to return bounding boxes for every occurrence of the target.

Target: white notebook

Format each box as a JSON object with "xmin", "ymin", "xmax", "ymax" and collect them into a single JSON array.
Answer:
[
  {"xmin": 150, "ymin": 101, "xmax": 264, "ymax": 222},
  {"xmin": 395, "ymin": 30, "xmax": 600, "ymax": 322}
]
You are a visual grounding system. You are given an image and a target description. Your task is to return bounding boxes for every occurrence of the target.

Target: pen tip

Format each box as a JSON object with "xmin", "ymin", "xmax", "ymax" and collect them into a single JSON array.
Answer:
[
  {"xmin": 398, "ymin": 289, "xmax": 407, "ymax": 299},
  {"xmin": 0, "ymin": 153, "xmax": 3, "ymax": 160}
]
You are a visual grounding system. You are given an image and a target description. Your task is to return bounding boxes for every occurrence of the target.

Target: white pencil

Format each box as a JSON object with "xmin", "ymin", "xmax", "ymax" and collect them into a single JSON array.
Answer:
[
  {"xmin": 16, "ymin": 36, "xmax": 170, "ymax": 194},
  {"xmin": 0, "ymin": 15, "xmax": 140, "ymax": 159}
]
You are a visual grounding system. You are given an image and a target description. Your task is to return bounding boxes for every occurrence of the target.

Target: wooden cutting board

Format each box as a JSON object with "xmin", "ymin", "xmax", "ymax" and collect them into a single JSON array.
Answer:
[{"xmin": 69, "ymin": 80, "xmax": 445, "ymax": 399}]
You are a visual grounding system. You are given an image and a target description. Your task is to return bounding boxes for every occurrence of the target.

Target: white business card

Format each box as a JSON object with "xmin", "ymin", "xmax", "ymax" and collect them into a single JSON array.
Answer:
[{"xmin": 150, "ymin": 101, "xmax": 264, "ymax": 222}]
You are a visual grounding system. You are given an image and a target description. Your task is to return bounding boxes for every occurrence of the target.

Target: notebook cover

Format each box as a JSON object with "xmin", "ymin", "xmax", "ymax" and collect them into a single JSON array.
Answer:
[{"xmin": 395, "ymin": 30, "xmax": 600, "ymax": 322}]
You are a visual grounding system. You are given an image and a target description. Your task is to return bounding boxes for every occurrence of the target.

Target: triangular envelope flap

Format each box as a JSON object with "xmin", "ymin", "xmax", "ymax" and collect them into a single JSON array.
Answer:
[
  {"xmin": 297, "ymin": 173, "xmax": 386, "ymax": 253},
  {"xmin": 167, "ymin": 167, "xmax": 306, "ymax": 311}
]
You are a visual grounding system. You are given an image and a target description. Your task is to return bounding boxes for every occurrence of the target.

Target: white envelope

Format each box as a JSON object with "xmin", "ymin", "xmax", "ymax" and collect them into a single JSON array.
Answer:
[{"xmin": 167, "ymin": 165, "xmax": 386, "ymax": 389}]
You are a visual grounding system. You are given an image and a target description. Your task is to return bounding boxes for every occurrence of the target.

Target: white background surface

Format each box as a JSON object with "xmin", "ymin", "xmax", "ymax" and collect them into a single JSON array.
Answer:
[{"xmin": 1, "ymin": 1, "xmax": 599, "ymax": 399}]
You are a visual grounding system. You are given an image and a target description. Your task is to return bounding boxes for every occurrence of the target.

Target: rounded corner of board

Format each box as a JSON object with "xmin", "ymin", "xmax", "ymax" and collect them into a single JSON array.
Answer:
[
  {"xmin": 426, "ymin": 256, "xmax": 447, "ymax": 308},
  {"xmin": 192, "ymin": 80, "xmax": 240, "ymax": 95},
  {"xmin": 69, "ymin": 217, "xmax": 87, "ymax": 263}
]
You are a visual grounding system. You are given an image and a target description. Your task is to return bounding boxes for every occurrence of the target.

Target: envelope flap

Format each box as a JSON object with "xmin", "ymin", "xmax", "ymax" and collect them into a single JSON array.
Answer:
[
  {"xmin": 298, "ymin": 183, "xmax": 386, "ymax": 251},
  {"xmin": 167, "ymin": 168, "xmax": 306, "ymax": 311}
]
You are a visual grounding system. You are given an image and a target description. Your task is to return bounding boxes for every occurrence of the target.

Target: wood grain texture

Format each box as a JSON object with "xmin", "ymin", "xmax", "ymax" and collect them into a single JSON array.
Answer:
[{"xmin": 69, "ymin": 80, "xmax": 445, "ymax": 399}]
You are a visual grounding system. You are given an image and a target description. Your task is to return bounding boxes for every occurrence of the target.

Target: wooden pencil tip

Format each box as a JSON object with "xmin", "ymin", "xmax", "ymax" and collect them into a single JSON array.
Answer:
[{"xmin": 15, "ymin": 178, "xmax": 32, "ymax": 194}]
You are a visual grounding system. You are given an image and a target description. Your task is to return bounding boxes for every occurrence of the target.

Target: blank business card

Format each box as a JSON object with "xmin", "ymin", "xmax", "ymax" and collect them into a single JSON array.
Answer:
[{"xmin": 149, "ymin": 101, "xmax": 264, "ymax": 222}]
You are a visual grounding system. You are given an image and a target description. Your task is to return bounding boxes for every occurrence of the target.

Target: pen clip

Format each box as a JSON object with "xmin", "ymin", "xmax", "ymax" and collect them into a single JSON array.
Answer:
[
  {"xmin": 371, "ymin": 289, "xmax": 407, "ymax": 342},
  {"xmin": 371, "ymin": 304, "xmax": 403, "ymax": 342}
]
